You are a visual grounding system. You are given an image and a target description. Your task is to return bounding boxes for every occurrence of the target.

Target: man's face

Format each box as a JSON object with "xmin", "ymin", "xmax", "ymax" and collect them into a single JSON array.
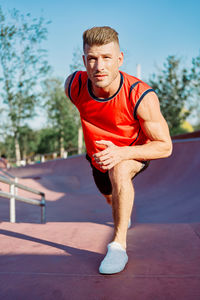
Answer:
[{"xmin": 83, "ymin": 42, "xmax": 123, "ymax": 89}]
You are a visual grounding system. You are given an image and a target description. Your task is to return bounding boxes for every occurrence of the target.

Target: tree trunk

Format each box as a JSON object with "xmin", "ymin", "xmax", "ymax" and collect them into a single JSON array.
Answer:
[
  {"xmin": 14, "ymin": 135, "xmax": 21, "ymax": 166},
  {"xmin": 78, "ymin": 126, "xmax": 83, "ymax": 154},
  {"xmin": 60, "ymin": 133, "xmax": 65, "ymax": 158}
]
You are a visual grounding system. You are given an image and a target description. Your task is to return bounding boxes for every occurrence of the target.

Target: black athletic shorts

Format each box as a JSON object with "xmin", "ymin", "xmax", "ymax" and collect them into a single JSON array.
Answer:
[{"xmin": 86, "ymin": 154, "xmax": 150, "ymax": 195}]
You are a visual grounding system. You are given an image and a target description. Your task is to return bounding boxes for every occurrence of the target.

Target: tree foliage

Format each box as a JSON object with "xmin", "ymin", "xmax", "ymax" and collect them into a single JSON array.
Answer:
[
  {"xmin": 149, "ymin": 55, "xmax": 192, "ymax": 135},
  {"xmin": 36, "ymin": 127, "xmax": 57, "ymax": 155},
  {"xmin": 190, "ymin": 51, "xmax": 200, "ymax": 129},
  {"xmin": 70, "ymin": 46, "xmax": 85, "ymax": 73},
  {"xmin": 191, "ymin": 51, "xmax": 200, "ymax": 97},
  {"xmin": 69, "ymin": 46, "xmax": 85, "ymax": 153},
  {"xmin": 0, "ymin": 6, "xmax": 50, "ymax": 162},
  {"xmin": 42, "ymin": 77, "xmax": 78, "ymax": 155}
]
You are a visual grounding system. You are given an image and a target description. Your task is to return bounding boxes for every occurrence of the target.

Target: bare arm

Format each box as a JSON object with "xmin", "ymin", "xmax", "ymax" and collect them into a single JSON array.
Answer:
[
  {"xmin": 94, "ymin": 92, "xmax": 172, "ymax": 170},
  {"xmin": 125, "ymin": 91, "xmax": 172, "ymax": 160},
  {"xmin": 64, "ymin": 73, "xmax": 74, "ymax": 98}
]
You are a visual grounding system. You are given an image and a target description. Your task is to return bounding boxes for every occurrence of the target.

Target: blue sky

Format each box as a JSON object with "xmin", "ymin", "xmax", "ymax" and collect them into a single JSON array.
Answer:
[
  {"xmin": 1, "ymin": 0, "xmax": 200, "ymax": 129},
  {"xmin": 1, "ymin": 0, "xmax": 200, "ymax": 81}
]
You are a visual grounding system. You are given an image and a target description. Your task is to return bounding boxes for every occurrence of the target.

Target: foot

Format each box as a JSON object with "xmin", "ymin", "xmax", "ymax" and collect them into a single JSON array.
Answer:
[{"xmin": 99, "ymin": 242, "xmax": 128, "ymax": 274}]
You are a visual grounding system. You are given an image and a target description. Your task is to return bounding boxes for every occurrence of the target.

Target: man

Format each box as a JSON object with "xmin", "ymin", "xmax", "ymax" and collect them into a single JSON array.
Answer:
[{"xmin": 65, "ymin": 26, "xmax": 172, "ymax": 274}]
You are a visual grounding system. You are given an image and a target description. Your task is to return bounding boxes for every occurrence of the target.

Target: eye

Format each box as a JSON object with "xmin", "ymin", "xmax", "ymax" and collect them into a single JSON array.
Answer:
[{"xmin": 88, "ymin": 56, "xmax": 96, "ymax": 61}]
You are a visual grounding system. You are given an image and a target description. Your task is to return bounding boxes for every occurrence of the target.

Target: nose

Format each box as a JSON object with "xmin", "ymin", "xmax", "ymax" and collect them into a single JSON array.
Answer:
[{"xmin": 96, "ymin": 57, "xmax": 104, "ymax": 72}]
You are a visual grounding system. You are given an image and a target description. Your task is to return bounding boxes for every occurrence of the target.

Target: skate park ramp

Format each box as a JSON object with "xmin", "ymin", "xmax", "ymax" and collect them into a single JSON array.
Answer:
[{"xmin": 0, "ymin": 134, "xmax": 200, "ymax": 300}]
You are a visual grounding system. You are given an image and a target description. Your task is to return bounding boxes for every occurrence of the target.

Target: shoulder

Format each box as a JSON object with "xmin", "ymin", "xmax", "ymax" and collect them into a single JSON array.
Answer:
[
  {"xmin": 121, "ymin": 72, "xmax": 157, "ymax": 120},
  {"xmin": 120, "ymin": 71, "xmax": 140, "ymax": 87},
  {"xmin": 136, "ymin": 89, "xmax": 163, "ymax": 123},
  {"xmin": 120, "ymin": 71, "xmax": 152, "ymax": 97},
  {"xmin": 64, "ymin": 71, "xmax": 88, "ymax": 101}
]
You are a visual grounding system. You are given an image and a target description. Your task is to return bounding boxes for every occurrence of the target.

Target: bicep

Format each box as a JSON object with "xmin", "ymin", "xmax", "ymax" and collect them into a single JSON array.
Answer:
[{"xmin": 137, "ymin": 92, "xmax": 171, "ymax": 143}]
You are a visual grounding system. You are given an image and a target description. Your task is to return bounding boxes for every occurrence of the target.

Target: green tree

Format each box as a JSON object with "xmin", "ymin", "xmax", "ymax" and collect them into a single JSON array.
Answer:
[
  {"xmin": 36, "ymin": 127, "xmax": 57, "ymax": 155},
  {"xmin": 43, "ymin": 78, "xmax": 78, "ymax": 156},
  {"xmin": 0, "ymin": 6, "xmax": 50, "ymax": 165},
  {"xmin": 191, "ymin": 51, "xmax": 200, "ymax": 97},
  {"xmin": 70, "ymin": 46, "xmax": 85, "ymax": 153},
  {"xmin": 70, "ymin": 46, "xmax": 85, "ymax": 72},
  {"xmin": 18, "ymin": 125, "xmax": 40, "ymax": 160},
  {"xmin": 0, "ymin": 134, "xmax": 15, "ymax": 161},
  {"xmin": 149, "ymin": 55, "xmax": 192, "ymax": 135},
  {"xmin": 190, "ymin": 51, "xmax": 200, "ymax": 129},
  {"xmin": 0, "ymin": 125, "xmax": 40, "ymax": 163}
]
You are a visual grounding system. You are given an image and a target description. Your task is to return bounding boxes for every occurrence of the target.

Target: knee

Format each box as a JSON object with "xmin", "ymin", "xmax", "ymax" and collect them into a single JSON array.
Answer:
[{"xmin": 109, "ymin": 161, "xmax": 132, "ymax": 185}]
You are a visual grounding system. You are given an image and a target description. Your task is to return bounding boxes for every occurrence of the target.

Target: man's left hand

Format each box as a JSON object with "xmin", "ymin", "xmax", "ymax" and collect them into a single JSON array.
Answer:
[{"xmin": 93, "ymin": 140, "xmax": 125, "ymax": 170}]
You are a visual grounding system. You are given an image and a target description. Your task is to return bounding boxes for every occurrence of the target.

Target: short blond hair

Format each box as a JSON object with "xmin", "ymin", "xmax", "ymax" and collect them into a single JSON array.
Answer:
[{"xmin": 83, "ymin": 26, "xmax": 119, "ymax": 52}]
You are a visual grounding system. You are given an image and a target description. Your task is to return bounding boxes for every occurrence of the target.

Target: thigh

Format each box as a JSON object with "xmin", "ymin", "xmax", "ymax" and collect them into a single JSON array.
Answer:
[{"xmin": 86, "ymin": 154, "xmax": 149, "ymax": 194}]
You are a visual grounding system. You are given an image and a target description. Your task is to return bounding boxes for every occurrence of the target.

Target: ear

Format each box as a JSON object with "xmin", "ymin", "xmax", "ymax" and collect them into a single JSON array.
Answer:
[
  {"xmin": 118, "ymin": 52, "xmax": 124, "ymax": 67},
  {"xmin": 82, "ymin": 55, "xmax": 87, "ymax": 68}
]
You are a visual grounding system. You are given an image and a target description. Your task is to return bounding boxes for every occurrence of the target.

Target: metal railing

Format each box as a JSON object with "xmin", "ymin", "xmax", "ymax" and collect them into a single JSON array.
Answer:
[
  {"xmin": 0, "ymin": 168, "xmax": 16, "ymax": 179},
  {"xmin": 0, "ymin": 175, "xmax": 46, "ymax": 223}
]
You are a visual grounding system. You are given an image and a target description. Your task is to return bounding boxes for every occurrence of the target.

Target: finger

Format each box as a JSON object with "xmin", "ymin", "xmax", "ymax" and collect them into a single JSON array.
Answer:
[
  {"xmin": 99, "ymin": 165, "xmax": 109, "ymax": 170},
  {"xmin": 101, "ymin": 158, "xmax": 113, "ymax": 166},
  {"xmin": 93, "ymin": 149, "xmax": 109, "ymax": 158},
  {"xmin": 95, "ymin": 140, "xmax": 114, "ymax": 146},
  {"xmin": 96, "ymin": 158, "xmax": 113, "ymax": 166},
  {"xmin": 95, "ymin": 153, "xmax": 111, "ymax": 162},
  {"xmin": 100, "ymin": 162, "xmax": 115, "ymax": 170}
]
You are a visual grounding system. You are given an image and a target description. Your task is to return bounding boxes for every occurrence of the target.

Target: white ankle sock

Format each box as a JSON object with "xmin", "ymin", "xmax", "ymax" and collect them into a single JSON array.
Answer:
[
  {"xmin": 99, "ymin": 242, "xmax": 128, "ymax": 274},
  {"xmin": 128, "ymin": 218, "xmax": 131, "ymax": 229}
]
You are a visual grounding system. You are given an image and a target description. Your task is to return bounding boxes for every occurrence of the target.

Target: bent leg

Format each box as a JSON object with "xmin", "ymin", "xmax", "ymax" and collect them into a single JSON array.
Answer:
[{"xmin": 108, "ymin": 160, "xmax": 143, "ymax": 249}]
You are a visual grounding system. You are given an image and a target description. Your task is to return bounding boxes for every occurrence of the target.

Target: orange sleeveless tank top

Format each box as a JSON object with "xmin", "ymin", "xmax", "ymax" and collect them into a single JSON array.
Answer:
[{"xmin": 66, "ymin": 71, "xmax": 155, "ymax": 172}]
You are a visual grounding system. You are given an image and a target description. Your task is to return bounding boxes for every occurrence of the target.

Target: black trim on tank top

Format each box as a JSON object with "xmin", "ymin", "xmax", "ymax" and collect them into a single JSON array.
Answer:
[
  {"xmin": 134, "ymin": 89, "xmax": 155, "ymax": 120},
  {"xmin": 78, "ymin": 73, "xmax": 82, "ymax": 96},
  {"xmin": 129, "ymin": 81, "xmax": 141, "ymax": 100},
  {"xmin": 87, "ymin": 72, "xmax": 124, "ymax": 102},
  {"xmin": 129, "ymin": 128, "xmax": 141, "ymax": 146},
  {"xmin": 68, "ymin": 71, "xmax": 78, "ymax": 102}
]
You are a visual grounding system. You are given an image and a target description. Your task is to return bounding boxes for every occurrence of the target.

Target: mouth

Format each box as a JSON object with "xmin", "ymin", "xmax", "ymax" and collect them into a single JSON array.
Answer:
[{"xmin": 94, "ymin": 74, "xmax": 107, "ymax": 80}]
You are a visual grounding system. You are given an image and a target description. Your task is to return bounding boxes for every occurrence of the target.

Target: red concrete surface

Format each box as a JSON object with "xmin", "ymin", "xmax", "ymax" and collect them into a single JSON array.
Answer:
[{"xmin": 0, "ymin": 139, "xmax": 200, "ymax": 300}]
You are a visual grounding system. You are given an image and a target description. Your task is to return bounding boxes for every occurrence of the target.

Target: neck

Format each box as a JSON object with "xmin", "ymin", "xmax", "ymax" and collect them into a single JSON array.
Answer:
[{"xmin": 91, "ymin": 72, "xmax": 121, "ymax": 99}]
